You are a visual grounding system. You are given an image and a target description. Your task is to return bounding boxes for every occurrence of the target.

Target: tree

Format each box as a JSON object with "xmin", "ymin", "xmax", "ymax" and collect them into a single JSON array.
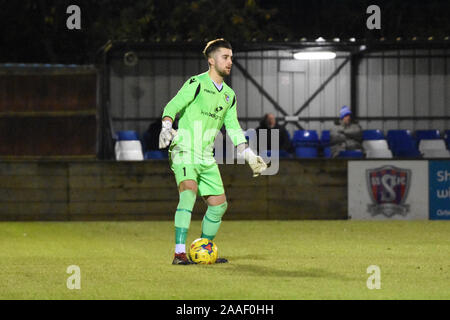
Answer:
[{"xmin": 0, "ymin": 0, "xmax": 448, "ymax": 64}]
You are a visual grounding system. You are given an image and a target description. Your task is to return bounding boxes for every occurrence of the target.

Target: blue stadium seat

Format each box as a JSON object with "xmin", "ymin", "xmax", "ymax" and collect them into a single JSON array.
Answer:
[
  {"xmin": 338, "ymin": 150, "xmax": 364, "ymax": 158},
  {"xmin": 387, "ymin": 130, "xmax": 421, "ymax": 158},
  {"xmin": 141, "ymin": 131, "xmax": 151, "ymax": 152},
  {"xmin": 295, "ymin": 147, "xmax": 318, "ymax": 158},
  {"xmin": 445, "ymin": 130, "xmax": 450, "ymax": 150},
  {"xmin": 293, "ymin": 130, "xmax": 319, "ymax": 147},
  {"xmin": 363, "ymin": 129, "xmax": 385, "ymax": 140},
  {"xmin": 415, "ymin": 130, "xmax": 440, "ymax": 141},
  {"xmin": 115, "ymin": 130, "xmax": 144, "ymax": 161},
  {"xmin": 262, "ymin": 150, "xmax": 291, "ymax": 159},
  {"xmin": 323, "ymin": 147, "xmax": 332, "ymax": 158},
  {"xmin": 321, "ymin": 130, "xmax": 330, "ymax": 145},
  {"xmin": 117, "ymin": 130, "xmax": 139, "ymax": 141},
  {"xmin": 144, "ymin": 150, "xmax": 168, "ymax": 159},
  {"xmin": 279, "ymin": 150, "xmax": 291, "ymax": 158},
  {"xmin": 320, "ymin": 130, "xmax": 331, "ymax": 158},
  {"xmin": 293, "ymin": 130, "xmax": 319, "ymax": 158}
]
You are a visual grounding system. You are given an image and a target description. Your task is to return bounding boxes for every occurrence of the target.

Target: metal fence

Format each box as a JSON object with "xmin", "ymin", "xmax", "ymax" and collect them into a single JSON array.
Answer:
[{"xmin": 104, "ymin": 43, "xmax": 450, "ymax": 141}]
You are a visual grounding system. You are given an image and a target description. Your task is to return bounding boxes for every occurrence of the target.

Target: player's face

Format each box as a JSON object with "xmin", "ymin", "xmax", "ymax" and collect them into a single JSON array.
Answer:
[{"xmin": 211, "ymin": 48, "xmax": 233, "ymax": 77}]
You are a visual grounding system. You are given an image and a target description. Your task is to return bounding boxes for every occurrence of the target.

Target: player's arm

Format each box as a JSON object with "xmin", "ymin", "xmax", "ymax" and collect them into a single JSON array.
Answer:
[
  {"xmin": 159, "ymin": 78, "xmax": 201, "ymax": 149},
  {"xmin": 224, "ymin": 96, "xmax": 267, "ymax": 177}
]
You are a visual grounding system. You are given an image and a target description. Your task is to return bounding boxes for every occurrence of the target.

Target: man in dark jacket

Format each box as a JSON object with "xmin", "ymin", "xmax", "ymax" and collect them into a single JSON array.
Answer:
[
  {"xmin": 256, "ymin": 113, "xmax": 293, "ymax": 154},
  {"xmin": 330, "ymin": 106, "xmax": 362, "ymax": 158}
]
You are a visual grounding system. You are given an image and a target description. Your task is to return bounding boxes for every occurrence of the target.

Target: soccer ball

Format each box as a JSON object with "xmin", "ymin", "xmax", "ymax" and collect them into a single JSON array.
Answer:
[{"xmin": 189, "ymin": 238, "xmax": 218, "ymax": 264}]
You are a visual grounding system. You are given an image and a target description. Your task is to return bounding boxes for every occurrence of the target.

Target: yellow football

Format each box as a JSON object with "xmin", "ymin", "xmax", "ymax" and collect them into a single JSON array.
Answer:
[{"xmin": 189, "ymin": 238, "xmax": 218, "ymax": 264}]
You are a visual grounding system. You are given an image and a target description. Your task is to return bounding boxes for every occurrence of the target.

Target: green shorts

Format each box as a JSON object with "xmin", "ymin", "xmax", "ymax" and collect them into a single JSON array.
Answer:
[{"xmin": 169, "ymin": 148, "xmax": 225, "ymax": 196}]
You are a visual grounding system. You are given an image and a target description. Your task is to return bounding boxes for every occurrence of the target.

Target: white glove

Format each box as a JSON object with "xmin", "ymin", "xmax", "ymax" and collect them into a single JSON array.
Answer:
[
  {"xmin": 158, "ymin": 120, "xmax": 177, "ymax": 149},
  {"xmin": 242, "ymin": 147, "xmax": 268, "ymax": 177}
]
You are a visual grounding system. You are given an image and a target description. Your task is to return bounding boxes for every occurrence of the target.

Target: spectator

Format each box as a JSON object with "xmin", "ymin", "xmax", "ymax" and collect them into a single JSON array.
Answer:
[
  {"xmin": 330, "ymin": 106, "xmax": 362, "ymax": 158},
  {"xmin": 256, "ymin": 113, "xmax": 293, "ymax": 154}
]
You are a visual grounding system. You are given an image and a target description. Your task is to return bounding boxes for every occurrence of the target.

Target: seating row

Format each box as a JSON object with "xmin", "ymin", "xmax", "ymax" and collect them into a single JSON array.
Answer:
[
  {"xmin": 114, "ymin": 129, "xmax": 450, "ymax": 160},
  {"xmin": 114, "ymin": 130, "xmax": 167, "ymax": 160},
  {"xmin": 292, "ymin": 129, "xmax": 450, "ymax": 159}
]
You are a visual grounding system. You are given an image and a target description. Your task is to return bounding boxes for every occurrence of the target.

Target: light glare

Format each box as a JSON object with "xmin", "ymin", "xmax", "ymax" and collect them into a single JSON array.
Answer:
[{"xmin": 293, "ymin": 51, "xmax": 337, "ymax": 60}]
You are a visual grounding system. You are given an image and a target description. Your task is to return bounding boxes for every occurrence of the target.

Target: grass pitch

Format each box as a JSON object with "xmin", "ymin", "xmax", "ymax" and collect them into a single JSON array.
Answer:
[{"xmin": 0, "ymin": 220, "xmax": 449, "ymax": 300}]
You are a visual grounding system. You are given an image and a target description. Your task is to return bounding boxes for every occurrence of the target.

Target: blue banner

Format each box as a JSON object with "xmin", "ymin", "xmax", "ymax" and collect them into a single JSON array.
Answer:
[{"xmin": 429, "ymin": 161, "xmax": 450, "ymax": 220}]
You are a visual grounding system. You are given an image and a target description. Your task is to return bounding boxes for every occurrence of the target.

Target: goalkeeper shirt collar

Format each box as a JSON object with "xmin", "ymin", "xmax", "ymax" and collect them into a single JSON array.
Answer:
[{"xmin": 212, "ymin": 79, "xmax": 223, "ymax": 92}]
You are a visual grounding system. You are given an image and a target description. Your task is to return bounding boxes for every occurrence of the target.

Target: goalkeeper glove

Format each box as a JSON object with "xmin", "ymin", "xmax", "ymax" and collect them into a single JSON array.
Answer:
[
  {"xmin": 239, "ymin": 147, "xmax": 268, "ymax": 177},
  {"xmin": 158, "ymin": 120, "xmax": 177, "ymax": 149}
]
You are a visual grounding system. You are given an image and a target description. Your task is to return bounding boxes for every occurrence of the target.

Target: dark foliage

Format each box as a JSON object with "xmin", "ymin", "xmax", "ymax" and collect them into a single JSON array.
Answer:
[{"xmin": 0, "ymin": 0, "xmax": 448, "ymax": 64}]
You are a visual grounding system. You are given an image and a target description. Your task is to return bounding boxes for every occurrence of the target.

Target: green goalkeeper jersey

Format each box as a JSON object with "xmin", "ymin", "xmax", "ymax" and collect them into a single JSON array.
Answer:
[{"xmin": 162, "ymin": 71, "xmax": 247, "ymax": 163}]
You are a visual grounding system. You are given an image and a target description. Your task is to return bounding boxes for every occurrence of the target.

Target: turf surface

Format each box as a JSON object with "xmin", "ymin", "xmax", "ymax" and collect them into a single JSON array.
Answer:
[{"xmin": 0, "ymin": 220, "xmax": 448, "ymax": 299}]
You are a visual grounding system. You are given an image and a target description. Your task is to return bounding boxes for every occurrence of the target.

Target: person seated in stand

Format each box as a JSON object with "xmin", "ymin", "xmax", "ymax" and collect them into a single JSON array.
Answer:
[
  {"xmin": 256, "ymin": 113, "xmax": 293, "ymax": 155},
  {"xmin": 330, "ymin": 106, "xmax": 362, "ymax": 158}
]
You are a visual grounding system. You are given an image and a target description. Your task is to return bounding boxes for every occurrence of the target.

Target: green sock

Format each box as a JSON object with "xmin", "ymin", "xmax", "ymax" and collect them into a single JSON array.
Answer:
[
  {"xmin": 201, "ymin": 202, "xmax": 228, "ymax": 240},
  {"xmin": 174, "ymin": 190, "xmax": 197, "ymax": 248}
]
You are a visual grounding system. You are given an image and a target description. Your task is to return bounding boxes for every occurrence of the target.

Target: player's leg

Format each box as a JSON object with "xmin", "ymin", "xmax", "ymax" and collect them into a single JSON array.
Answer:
[
  {"xmin": 201, "ymin": 194, "xmax": 229, "ymax": 263},
  {"xmin": 197, "ymin": 164, "xmax": 229, "ymax": 263},
  {"xmin": 197, "ymin": 163, "xmax": 227, "ymax": 240},
  {"xmin": 201, "ymin": 193, "xmax": 227, "ymax": 240},
  {"xmin": 175, "ymin": 179, "xmax": 197, "ymax": 252},
  {"xmin": 170, "ymin": 161, "xmax": 199, "ymax": 264}
]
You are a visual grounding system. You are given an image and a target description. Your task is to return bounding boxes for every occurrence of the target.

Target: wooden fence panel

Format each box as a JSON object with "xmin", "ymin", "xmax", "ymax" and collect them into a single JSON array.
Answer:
[{"xmin": 0, "ymin": 160, "xmax": 348, "ymax": 221}]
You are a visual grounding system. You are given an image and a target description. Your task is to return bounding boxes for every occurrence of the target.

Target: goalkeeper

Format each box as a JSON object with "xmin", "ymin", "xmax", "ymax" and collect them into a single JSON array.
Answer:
[{"xmin": 159, "ymin": 38, "xmax": 267, "ymax": 265}]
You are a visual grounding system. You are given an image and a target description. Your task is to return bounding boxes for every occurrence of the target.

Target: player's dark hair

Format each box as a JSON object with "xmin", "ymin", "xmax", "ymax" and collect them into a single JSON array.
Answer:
[{"xmin": 202, "ymin": 38, "xmax": 232, "ymax": 59}]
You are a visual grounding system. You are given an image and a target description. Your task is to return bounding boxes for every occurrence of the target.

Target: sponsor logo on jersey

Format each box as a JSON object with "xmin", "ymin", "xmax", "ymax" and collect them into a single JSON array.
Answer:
[
  {"xmin": 189, "ymin": 78, "xmax": 196, "ymax": 84},
  {"xmin": 366, "ymin": 165, "xmax": 411, "ymax": 217},
  {"xmin": 215, "ymin": 106, "xmax": 224, "ymax": 112},
  {"xmin": 201, "ymin": 110, "xmax": 223, "ymax": 121},
  {"xmin": 203, "ymin": 88, "xmax": 216, "ymax": 94}
]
